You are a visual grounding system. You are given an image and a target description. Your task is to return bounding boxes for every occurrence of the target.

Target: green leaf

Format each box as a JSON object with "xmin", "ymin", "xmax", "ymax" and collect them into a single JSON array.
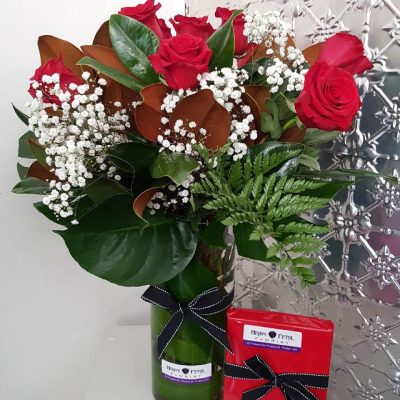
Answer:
[
  {"xmin": 17, "ymin": 163, "xmax": 29, "ymax": 179},
  {"xmin": 12, "ymin": 177, "xmax": 49, "ymax": 195},
  {"xmin": 262, "ymin": 100, "xmax": 282, "ymax": 138},
  {"xmin": 107, "ymin": 141, "xmax": 159, "ymax": 174},
  {"xmin": 291, "ymin": 266, "xmax": 317, "ymax": 287},
  {"xmin": 28, "ymin": 139, "xmax": 47, "ymax": 168},
  {"xmin": 13, "ymin": 104, "xmax": 29, "ymax": 125},
  {"xmin": 299, "ymin": 153, "xmax": 321, "ymax": 170},
  {"xmin": 243, "ymin": 58, "xmax": 274, "ymax": 85},
  {"xmin": 200, "ymin": 221, "xmax": 227, "ymax": 249},
  {"xmin": 85, "ymin": 177, "xmax": 130, "ymax": 206},
  {"xmin": 77, "ymin": 57, "xmax": 143, "ymax": 92},
  {"xmin": 109, "ymin": 14, "xmax": 160, "ymax": 85},
  {"xmin": 151, "ymin": 152, "xmax": 199, "ymax": 185},
  {"xmin": 234, "ymin": 223, "xmax": 271, "ymax": 262},
  {"xmin": 56, "ymin": 195, "xmax": 197, "ymax": 287},
  {"xmin": 304, "ymin": 129, "xmax": 341, "ymax": 145},
  {"xmin": 18, "ymin": 131, "xmax": 35, "ymax": 159},
  {"xmin": 208, "ymin": 10, "xmax": 242, "ymax": 70}
]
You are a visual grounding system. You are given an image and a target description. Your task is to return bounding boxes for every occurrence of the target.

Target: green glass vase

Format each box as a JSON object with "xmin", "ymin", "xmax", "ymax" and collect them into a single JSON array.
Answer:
[{"xmin": 151, "ymin": 235, "xmax": 235, "ymax": 400}]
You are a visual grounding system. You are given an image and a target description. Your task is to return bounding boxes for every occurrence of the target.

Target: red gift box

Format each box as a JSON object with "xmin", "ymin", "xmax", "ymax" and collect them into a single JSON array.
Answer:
[{"xmin": 224, "ymin": 307, "xmax": 334, "ymax": 400}]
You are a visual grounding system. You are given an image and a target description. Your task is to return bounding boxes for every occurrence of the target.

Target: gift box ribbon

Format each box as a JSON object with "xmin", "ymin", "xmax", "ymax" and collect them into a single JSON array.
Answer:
[
  {"xmin": 142, "ymin": 286, "xmax": 233, "ymax": 358},
  {"xmin": 224, "ymin": 355, "xmax": 329, "ymax": 400}
]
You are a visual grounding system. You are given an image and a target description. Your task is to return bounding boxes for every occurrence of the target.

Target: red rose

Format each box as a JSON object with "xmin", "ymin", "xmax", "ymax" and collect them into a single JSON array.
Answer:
[
  {"xmin": 170, "ymin": 15, "xmax": 215, "ymax": 41},
  {"xmin": 119, "ymin": 0, "xmax": 166, "ymax": 39},
  {"xmin": 149, "ymin": 34, "xmax": 212, "ymax": 90},
  {"xmin": 215, "ymin": 8, "xmax": 250, "ymax": 56},
  {"xmin": 158, "ymin": 18, "xmax": 172, "ymax": 39},
  {"xmin": 317, "ymin": 32, "xmax": 373, "ymax": 75},
  {"xmin": 295, "ymin": 62, "xmax": 362, "ymax": 131},
  {"xmin": 29, "ymin": 56, "xmax": 83, "ymax": 105}
]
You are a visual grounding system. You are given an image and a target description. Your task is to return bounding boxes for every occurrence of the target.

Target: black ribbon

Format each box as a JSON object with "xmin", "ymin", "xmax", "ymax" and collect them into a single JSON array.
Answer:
[
  {"xmin": 142, "ymin": 286, "xmax": 233, "ymax": 358},
  {"xmin": 224, "ymin": 355, "xmax": 329, "ymax": 400}
]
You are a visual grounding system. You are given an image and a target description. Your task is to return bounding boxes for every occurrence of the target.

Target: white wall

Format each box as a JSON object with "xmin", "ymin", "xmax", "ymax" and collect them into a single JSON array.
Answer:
[{"xmin": 0, "ymin": 1, "xmax": 184, "ymax": 399}]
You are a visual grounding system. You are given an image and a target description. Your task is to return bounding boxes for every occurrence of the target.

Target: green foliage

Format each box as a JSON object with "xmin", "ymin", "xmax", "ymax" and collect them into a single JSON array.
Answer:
[
  {"xmin": 12, "ymin": 177, "xmax": 49, "ymax": 195},
  {"xmin": 17, "ymin": 163, "xmax": 29, "ymax": 179},
  {"xmin": 12, "ymin": 104, "xmax": 29, "ymax": 126},
  {"xmin": 200, "ymin": 221, "xmax": 227, "ymax": 249},
  {"xmin": 243, "ymin": 58, "xmax": 274, "ymax": 85},
  {"xmin": 18, "ymin": 131, "xmax": 35, "ymax": 159},
  {"xmin": 109, "ymin": 14, "xmax": 160, "ymax": 85},
  {"xmin": 56, "ymin": 195, "xmax": 198, "ymax": 287},
  {"xmin": 77, "ymin": 57, "xmax": 143, "ymax": 92},
  {"xmin": 151, "ymin": 152, "xmax": 199, "ymax": 185},
  {"xmin": 208, "ymin": 10, "xmax": 242, "ymax": 70},
  {"xmin": 192, "ymin": 143, "xmax": 350, "ymax": 286}
]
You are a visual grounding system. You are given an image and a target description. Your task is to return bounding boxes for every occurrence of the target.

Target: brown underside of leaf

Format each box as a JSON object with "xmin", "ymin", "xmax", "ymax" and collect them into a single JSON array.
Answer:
[
  {"xmin": 38, "ymin": 35, "xmax": 87, "ymax": 77},
  {"xmin": 281, "ymin": 126, "xmax": 306, "ymax": 143},
  {"xmin": 27, "ymin": 161, "xmax": 58, "ymax": 182},
  {"xmin": 81, "ymin": 45, "xmax": 131, "ymax": 74},
  {"xmin": 135, "ymin": 84, "xmax": 171, "ymax": 142},
  {"xmin": 169, "ymin": 90, "xmax": 231, "ymax": 149},
  {"xmin": 245, "ymin": 85, "xmax": 270, "ymax": 113},
  {"xmin": 302, "ymin": 42, "xmax": 323, "ymax": 66},
  {"xmin": 252, "ymin": 35, "xmax": 296, "ymax": 61},
  {"xmin": 133, "ymin": 188, "xmax": 157, "ymax": 218},
  {"xmin": 93, "ymin": 21, "xmax": 112, "ymax": 47}
]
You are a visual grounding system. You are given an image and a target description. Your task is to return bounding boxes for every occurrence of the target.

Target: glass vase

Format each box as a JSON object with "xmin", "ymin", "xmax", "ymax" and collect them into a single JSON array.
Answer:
[{"xmin": 151, "ymin": 233, "xmax": 235, "ymax": 400}]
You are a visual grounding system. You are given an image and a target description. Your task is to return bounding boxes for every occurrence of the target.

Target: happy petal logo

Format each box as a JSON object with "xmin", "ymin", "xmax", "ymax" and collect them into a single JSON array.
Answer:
[
  {"xmin": 269, "ymin": 331, "xmax": 277, "ymax": 339},
  {"xmin": 182, "ymin": 368, "xmax": 189, "ymax": 375}
]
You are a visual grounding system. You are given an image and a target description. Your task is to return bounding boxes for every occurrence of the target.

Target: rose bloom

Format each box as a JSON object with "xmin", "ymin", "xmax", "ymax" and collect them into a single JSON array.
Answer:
[
  {"xmin": 215, "ymin": 7, "xmax": 250, "ymax": 56},
  {"xmin": 295, "ymin": 62, "xmax": 362, "ymax": 131},
  {"xmin": 170, "ymin": 15, "xmax": 215, "ymax": 41},
  {"xmin": 119, "ymin": 0, "xmax": 169, "ymax": 39},
  {"xmin": 158, "ymin": 18, "xmax": 172, "ymax": 39},
  {"xmin": 296, "ymin": 33, "xmax": 373, "ymax": 131},
  {"xmin": 29, "ymin": 56, "xmax": 83, "ymax": 105},
  {"xmin": 149, "ymin": 34, "xmax": 212, "ymax": 90}
]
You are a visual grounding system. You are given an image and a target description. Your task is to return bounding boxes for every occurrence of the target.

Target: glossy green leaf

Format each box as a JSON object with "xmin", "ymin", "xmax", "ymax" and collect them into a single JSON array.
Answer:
[
  {"xmin": 77, "ymin": 57, "xmax": 143, "ymax": 92},
  {"xmin": 234, "ymin": 223, "xmax": 271, "ymax": 262},
  {"xmin": 151, "ymin": 152, "xmax": 199, "ymax": 185},
  {"xmin": 304, "ymin": 129, "xmax": 341, "ymax": 145},
  {"xmin": 56, "ymin": 195, "xmax": 197, "ymax": 287},
  {"xmin": 17, "ymin": 163, "xmax": 29, "ymax": 179},
  {"xmin": 13, "ymin": 104, "xmax": 29, "ymax": 125},
  {"xmin": 109, "ymin": 14, "xmax": 160, "ymax": 85},
  {"xmin": 85, "ymin": 177, "xmax": 130, "ymax": 206},
  {"xmin": 208, "ymin": 10, "xmax": 242, "ymax": 70},
  {"xmin": 28, "ymin": 140, "xmax": 47, "ymax": 168},
  {"xmin": 200, "ymin": 221, "xmax": 227, "ymax": 249},
  {"xmin": 18, "ymin": 131, "xmax": 35, "ymax": 159},
  {"xmin": 107, "ymin": 141, "xmax": 159, "ymax": 173},
  {"xmin": 12, "ymin": 177, "xmax": 49, "ymax": 195}
]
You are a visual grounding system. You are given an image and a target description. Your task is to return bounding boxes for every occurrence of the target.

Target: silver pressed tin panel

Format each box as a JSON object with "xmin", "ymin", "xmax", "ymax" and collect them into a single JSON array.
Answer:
[{"xmin": 186, "ymin": 0, "xmax": 400, "ymax": 398}]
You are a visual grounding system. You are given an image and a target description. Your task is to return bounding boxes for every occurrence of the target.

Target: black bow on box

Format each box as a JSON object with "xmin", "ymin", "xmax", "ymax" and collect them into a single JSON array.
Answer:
[
  {"xmin": 142, "ymin": 286, "xmax": 233, "ymax": 358},
  {"xmin": 225, "ymin": 355, "xmax": 329, "ymax": 400}
]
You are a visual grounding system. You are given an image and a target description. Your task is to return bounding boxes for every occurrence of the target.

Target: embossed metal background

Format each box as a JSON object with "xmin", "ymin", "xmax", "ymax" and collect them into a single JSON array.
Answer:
[{"xmin": 186, "ymin": 1, "xmax": 400, "ymax": 398}]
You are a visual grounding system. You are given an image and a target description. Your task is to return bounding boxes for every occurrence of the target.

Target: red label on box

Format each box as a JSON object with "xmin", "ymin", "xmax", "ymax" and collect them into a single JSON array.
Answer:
[{"xmin": 224, "ymin": 307, "xmax": 334, "ymax": 400}]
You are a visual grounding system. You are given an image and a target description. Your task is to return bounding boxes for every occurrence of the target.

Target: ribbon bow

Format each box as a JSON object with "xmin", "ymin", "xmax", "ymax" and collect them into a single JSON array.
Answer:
[
  {"xmin": 224, "ymin": 355, "xmax": 329, "ymax": 400},
  {"xmin": 142, "ymin": 286, "xmax": 233, "ymax": 358}
]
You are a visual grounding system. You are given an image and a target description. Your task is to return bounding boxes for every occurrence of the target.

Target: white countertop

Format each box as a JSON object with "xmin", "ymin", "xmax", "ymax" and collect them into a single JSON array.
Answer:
[{"xmin": 85, "ymin": 325, "xmax": 152, "ymax": 400}]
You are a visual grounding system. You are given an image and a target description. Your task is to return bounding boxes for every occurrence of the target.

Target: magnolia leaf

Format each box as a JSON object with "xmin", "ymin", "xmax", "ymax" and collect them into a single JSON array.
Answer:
[
  {"xmin": 38, "ymin": 35, "xmax": 86, "ymax": 77},
  {"xmin": 107, "ymin": 141, "xmax": 159, "ymax": 174},
  {"xmin": 28, "ymin": 139, "xmax": 48, "ymax": 168},
  {"xmin": 12, "ymin": 177, "xmax": 49, "ymax": 195},
  {"xmin": 18, "ymin": 131, "xmax": 35, "ymax": 159},
  {"xmin": 85, "ymin": 177, "xmax": 130, "ymax": 206},
  {"xmin": 77, "ymin": 57, "xmax": 143, "ymax": 92},
  {"xmin": 27, "ymin": 161, "xmax": 57, "ymax": 181},
  {"xmin": 93, "ymin": 21, "xmax": 112, "ymax": 47},
  {"xmin": 234, "ymin": 223, "xmax": 271, "ymax": 262},
  {"xmin": 208, "ymin": 10, "xmax": 242, "ymax": 70},
  {"xmin": 12, "ymin": 104, "xmax": 29, "ymax": 126},
  {"xmin": 109, "ymin": 14, "xmax": 160, "ymax": 85},
  {"xmin": 135, "ymin": 83, "xmax": 170, "ymax": 142},
  {"xmin": 169, "ymin": 89, "xmax": 231, "ymax": 149},
  {"xmin": 302, "ymin": 42, "xmax": 323, "ymax": 66},
  {"xmin": 81, "ymin": 45, "xmax": 131, "ymax": 74},
  {"xmin": 281, "ymin": 126, "xmax": 306, "ymax": 144},
  {"xmin": 17, "ymin": 163, "xmax": 29, "ymax": 179},
  {"xmin": 245, "ymin": 85, "xmax": 270, "ymax": 113},
  {"xmin": 151, "ymin": 152, "xmax": 199, "ymax": 185},
  {"xmin": 56, "ymin": 195, "xmax": 197, "ymax": 287}
]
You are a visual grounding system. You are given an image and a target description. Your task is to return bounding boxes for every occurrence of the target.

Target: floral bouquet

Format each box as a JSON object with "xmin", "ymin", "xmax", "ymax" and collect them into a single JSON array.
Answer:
[{"xmin": 13, "ymin": 1, "xmax": 377, "ymax": 399}]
